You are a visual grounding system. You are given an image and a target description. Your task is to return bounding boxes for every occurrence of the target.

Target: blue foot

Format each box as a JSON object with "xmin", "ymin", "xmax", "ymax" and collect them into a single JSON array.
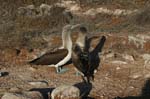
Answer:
[
  {"xmin": 56, "ymin": 67, "xmax": 69, "ymax": 74},
  {"xmin": 75, "ymin": 71, "xmax": 81, "ymax": 76}
]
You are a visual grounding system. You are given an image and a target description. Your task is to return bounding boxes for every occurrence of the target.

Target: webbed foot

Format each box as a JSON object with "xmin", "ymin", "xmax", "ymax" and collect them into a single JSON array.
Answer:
[
  {"xmin": 48, "ymin": 65, "xmax": 69, "ymax": 74},
  {"xmin": 75, "ymin": 71, "xmax": 81, "ymax": 76},
  {"xmin": 56, "ymin": 67, "xmax": 69, "ymax": 74}
]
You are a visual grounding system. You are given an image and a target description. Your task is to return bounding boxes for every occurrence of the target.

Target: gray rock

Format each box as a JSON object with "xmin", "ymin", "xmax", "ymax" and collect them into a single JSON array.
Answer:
[
  {"xmin": 142, "ymin": 54, "xmax": 150, "ymax": 67},
  {"xmin": 111, "ymin": 60, "xmax": 127, "ymax": 65},
  {"xmin": 84, "ymin": 8, "xmax": 98, "ymax": 16},
  {"xmin": 129, "ymin": 73, "xmax": 142, "ymax": 79},
  {"xmin": 144, "ymin": 73, "xmax": 150, "ymax": 78},
  {"xmin": 9, "ymin": 87, "xmax": 21, "ymax": 93},
  {"xmin": 39, "ymin": 4, "xmax": 52, "ymax": 16},
  {"xmin": 28, "ymin": 81, "xmax": 48, "ymax": 88},
  {"xmin": 122, "ymin": 54, "xmax": 135, "ymax": 62},
  {"xmin": 1, "ymin": 91, "xmax": 43, "ymax": 99},
  {"xmin": 101, "ymin": 52, "xmax": 115, "ymax": 61},
  {"xmin": 1, "ymin": 93, "xmax": 29, "ymax": 99},
  {"xmin": 22, "ymin": 91, "xmax": 43, "ymax": 99},
  {"xmin": 51, "ymin": 85, "xmax": 80, "ymax": 99}
]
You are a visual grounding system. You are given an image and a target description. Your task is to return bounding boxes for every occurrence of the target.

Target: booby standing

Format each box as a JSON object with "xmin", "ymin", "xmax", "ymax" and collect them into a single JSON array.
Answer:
[{"xmin": 29, "ymin": 24, "xmax": 81, "ymax": 73}]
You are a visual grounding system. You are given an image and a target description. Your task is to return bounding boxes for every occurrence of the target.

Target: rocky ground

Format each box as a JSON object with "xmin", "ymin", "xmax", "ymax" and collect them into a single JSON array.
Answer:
[{"xmin": 0, "ymin": 0, "xmax": 150, "ymax": 99}]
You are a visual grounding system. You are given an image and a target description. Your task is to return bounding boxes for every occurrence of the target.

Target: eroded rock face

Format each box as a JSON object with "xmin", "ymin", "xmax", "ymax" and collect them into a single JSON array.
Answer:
[{"xmin": 51, "ymin": 85, "xmax": 80, "ymax": 99}]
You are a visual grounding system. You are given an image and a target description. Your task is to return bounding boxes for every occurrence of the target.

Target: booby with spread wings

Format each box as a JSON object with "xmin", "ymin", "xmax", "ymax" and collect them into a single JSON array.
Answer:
[{"xmin": 72, "ymin": 27, "xmax": 106, "ymax": 83}]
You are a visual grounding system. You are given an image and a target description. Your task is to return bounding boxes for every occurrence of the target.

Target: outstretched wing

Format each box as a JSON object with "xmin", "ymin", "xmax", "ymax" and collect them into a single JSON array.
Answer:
[{"xmin": 88, "ymin": 36, "xmax": 106, "ymax": 74}]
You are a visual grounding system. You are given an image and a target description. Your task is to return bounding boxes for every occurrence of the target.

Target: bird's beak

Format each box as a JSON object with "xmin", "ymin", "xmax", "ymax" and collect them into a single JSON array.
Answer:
[
  {"xmin": 70, "ymin": 23, "xmax": 88, "ymax": 34},
  {"xmin": 71, "ymin": 24, "xmax": 82, "ymax": 30}
]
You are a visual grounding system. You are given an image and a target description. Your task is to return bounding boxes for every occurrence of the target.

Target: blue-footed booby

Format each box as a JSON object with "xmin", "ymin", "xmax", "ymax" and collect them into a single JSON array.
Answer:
[
  {"xmin": 72, "ymin": 26, "xmax": 106, "ymax": 83},
  {"xmin": 29, "ymin": 24, "xmax": 81, "ymax": 73}
]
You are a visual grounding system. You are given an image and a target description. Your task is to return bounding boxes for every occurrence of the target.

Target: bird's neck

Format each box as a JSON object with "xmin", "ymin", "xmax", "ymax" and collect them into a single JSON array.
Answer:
[
  {"xmin": 76, "ymin": 32, "xmax": 86, "ymax": 50},
  {"xmin": 62, "ymin": 31, "xmax": 72, "ymax": 53}
]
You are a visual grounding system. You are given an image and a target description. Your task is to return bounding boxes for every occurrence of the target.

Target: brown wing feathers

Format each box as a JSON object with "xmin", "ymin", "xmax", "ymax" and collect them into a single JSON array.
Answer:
[{"xmin": 29, "ymin": 49, "xmax": 68, "ymax": 65}]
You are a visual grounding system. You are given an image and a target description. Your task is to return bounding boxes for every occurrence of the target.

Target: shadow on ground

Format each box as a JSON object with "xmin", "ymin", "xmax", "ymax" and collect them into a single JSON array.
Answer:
[{"xmin": 30, "ymin": 88, "xmax": 54, "ymax": 99}]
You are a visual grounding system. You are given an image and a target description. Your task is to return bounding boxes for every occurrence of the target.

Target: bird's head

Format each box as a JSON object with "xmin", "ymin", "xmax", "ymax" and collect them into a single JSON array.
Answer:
[
  {"xmin": 63, "ymin": 25, "xmax": 73, "ymax": 32},
  {"xmin": 63, "ymin": 24, "xmax": 88, "ymax": 34},
  {"xmin": 71, "ymin": 24, "xmax": 88, "ymax": 33}
]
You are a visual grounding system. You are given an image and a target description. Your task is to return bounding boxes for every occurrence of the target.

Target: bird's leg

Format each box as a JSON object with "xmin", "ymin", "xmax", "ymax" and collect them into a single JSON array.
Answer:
[
  {"xmin": 48, "ymin": 64, "xmax": 55, "ymax": 67},
  {"xmin": 74, "ymin": 68, "xmax": 81, "ymax": 76},
  {"xmin": 81, "ymin": 75, "xmax": 91, "ymax": 84},
  {"xmin": 81, "ymin": 76, "xmax": 87, "ymax": 83},
  {"xmin": 55, "ymin": 66, "xmax": 69, "ymax": 74},
  {"xmin": 48, "ymin": 65, "xmax": 69, "ymax": 74},
  {"xmin": 91, "ymin": 75, "xmax": 94, "ymax": 81},
  {"xmin": 56, "ymin": 66, "xmax": 61, "ymax": 73}
]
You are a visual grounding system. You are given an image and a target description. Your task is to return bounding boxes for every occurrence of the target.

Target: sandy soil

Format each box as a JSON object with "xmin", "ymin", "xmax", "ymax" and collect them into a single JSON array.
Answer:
[{"xmin": 0, "ymin": 32, "xmax": 150, "ymax": 99}]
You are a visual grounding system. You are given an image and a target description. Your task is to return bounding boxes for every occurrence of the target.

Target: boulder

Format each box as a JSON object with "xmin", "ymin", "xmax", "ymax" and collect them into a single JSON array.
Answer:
[
  {"xmin": 1, "ymin": 91, "xmax": 43, "ymax": 99},
  {"xmin": 28, "ymin": 81, "xmax": 48, "ymax": 88},
  {"xmin": 51, "ymin": 85, "xmax": 80, "ymax": 99}
]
